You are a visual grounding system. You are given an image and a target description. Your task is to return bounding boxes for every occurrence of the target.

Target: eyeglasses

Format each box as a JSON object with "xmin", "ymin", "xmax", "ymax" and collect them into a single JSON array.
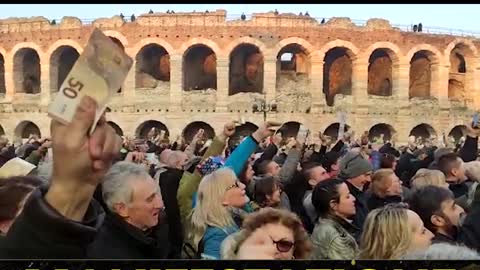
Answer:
[
  {"xmin": 226, "ymin": 181, "xmax": 240, "ymax": 191},
  {"xmin": 269, "ymin": 236, "xmax": 295, "ymax": 253}
]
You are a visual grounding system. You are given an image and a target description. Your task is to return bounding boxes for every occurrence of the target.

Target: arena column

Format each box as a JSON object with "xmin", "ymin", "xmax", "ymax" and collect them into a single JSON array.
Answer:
[
  {"xmin": 464, "ymin": 56, "xmax": 479, "ymax": 108},
  {"xmin": 263, "ymin": 57, "xmax": 277, "ymax": 103},
  {"xmin": 310, "ymin": 57, "xmax": 325, "ymax": 113},
  {"xmin": 4, "ymin": 53, "xmax": 14, "ymax": 101},
  {"xmin": 394, "ymin": 61, "xmax": 410, "ymax": 104},
  {"xmin": 215, "ymin": 56, "xmax": 229, "ymax": 112},
  {"xmin": 40, "ymin": 56, "xmax": 50, "ymax": 106},
  {"xmin": 169, "ymin": 53, "xmax": 182, "ymax": 111},
  {"xmin": 122, "ymin": 48, "xmax": 136, "ymax": 99},
  {"xmin": 352, "ymin": 57, "xmax": 368, "ymax": 104},
  {"xmin": 434, "ymin": 62, "xmax": 450, "ymax": 108}
]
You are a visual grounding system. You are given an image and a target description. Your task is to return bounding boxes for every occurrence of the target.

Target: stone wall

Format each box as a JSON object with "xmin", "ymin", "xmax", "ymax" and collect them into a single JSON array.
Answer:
[{"xmin": 0, "ymin": 12, "xmax": 478, "ymax": 145}]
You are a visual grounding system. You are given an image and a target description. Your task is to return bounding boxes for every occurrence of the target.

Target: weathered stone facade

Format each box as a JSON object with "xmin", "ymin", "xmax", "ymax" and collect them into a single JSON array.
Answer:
[{"xmin": 0, "ymin": 10, "xmax": 479, "ymax": 144}]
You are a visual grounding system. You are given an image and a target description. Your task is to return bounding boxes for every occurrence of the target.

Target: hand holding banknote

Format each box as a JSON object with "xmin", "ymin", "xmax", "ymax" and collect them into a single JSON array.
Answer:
[{"xmin": 48, "ymin": 28, "xmax": 133, "ymax": 134}]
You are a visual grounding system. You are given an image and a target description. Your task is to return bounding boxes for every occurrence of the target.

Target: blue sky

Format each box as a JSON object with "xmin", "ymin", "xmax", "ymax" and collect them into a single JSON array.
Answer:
[{"xmin": 0, "ymin": 4, "xmax": 479, "ymax": 33}]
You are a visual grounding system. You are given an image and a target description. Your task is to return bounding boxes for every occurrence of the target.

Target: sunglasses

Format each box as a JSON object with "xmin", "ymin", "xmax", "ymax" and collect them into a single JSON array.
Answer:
[
  {"xmin": 270, "ymin": 236, "xmax": 295, "ymax": 253},
  {"xmin": 226, "ymin": 181, "xmax": 240, "ymax": 191}
]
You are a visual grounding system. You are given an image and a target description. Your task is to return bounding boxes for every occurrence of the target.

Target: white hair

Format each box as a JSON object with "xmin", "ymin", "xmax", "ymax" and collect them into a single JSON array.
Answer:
[
  {"xmin": 402, "ymin": 243, "xmax": 480, "ymax": 260},
  {"xmin": 102, "ymin": 161, "xmax": 157, "ymax": 212},
  {"xmin": 465, "ymin": 161, "xmax": 480, "ymax": 182}
]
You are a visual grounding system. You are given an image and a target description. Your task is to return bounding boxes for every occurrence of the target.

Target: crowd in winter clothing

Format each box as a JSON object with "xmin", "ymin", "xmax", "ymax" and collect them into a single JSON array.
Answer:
[{"xmin": 3, "ymin": 96, "xmax": 480, "ymax": 260}]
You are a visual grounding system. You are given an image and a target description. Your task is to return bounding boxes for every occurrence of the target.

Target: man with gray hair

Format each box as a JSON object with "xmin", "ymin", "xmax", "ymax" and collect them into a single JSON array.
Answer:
[{"xmin": 87, "ymin": 161, "xmax": 169, "ymax": 259}]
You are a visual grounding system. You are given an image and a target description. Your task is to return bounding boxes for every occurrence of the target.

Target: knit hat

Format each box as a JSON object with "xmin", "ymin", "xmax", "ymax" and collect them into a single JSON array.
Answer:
[
  {"xmin": 197, "ymin": 155, "xmax": 225, "ymax": 176},
  {"xmin": 338, "ymin": 151, "xmax": 373, "ymax": 180}
]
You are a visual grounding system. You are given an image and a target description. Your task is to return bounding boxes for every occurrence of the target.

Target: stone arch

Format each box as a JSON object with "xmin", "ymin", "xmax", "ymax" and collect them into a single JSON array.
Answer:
[
  {"xmin": 406, "ymin": 44, "xmax": 442, "ymax": 63},
  {"xmin": 182, "ymin": 44, "xmax": 217, "ymax": 91},
  {"xmin": 229, "ymin": 42, "xmax": 264, "ymax": 95},
  {"xmin": 46, "ymin": 39, "xmax": 83, "ymax": 56},
  {"xmin": 409, "ymin": 123, "xmax": 437, "ymax": 139},
  {"xmin": 322, "ymin": 46, "xmax": 356, "ymax": 106},
  {"xmin": 103, "ymin": 30, "xmax": 129, "ymax": 48},
  {"xmin": 408, "ymin": 49, "xmax": 440, "ymax": 98},
  {"xmin": 49, "ymin": 45, "xmax": 80, "ymax": 92},
  {"xmin": 179, "ymin": 38, "xmax": 221, "ymax": 57},
  {"xmin": 324, "ymin": 122, "xmax": 351, "ymax": 140},
  {"xmin": 12, "ymin": 47, "xmax": 41, "ymax": 94},
  {"xmin": 318, "ymin": 40, "xmax": 360, "ymax": 59},
  {"xmin": 182, "ymin": 121, "xmax": 215, "ymax": 144},
  {"xmin": 135, "ymin": 43, "xmax": 170, "ymax": 90},
  {"xmin": 135, "ymin": 120, "xmax": 169, "ymax": 139},
  {"xmin": 275, "ymin": 42, "xmax": 312, "ymax": 96},
  {"xmin": 366, "ymin": 45, "xmax": 400, "ymax": 96},
  {"xmin": 131, "ymin": 38, "xmax": 174, "ymax": 56},
  {"xmin": 368, "ymin": 123, "xmax": 396, "ymax": 142},
  {"xmin": 224, "ymin": 36, "xmax": 268, "ymax": 58},
  {"xmin": 448, "ymin": 125, "xmax": 467, "ymax": 142},
  {"xmin": 14, "ymin": 121, "xmax": 41, "ymax": 139},
  {"xmin": 107, "ymin": 121, "xmax": 124, "ymax": 136},
  {"xmin": 273, "ymin": 38, "xmax": 316, "ymax": 60},
  {"xmin": 446, "ymin": 41, "xmax": 476, "ymax": 102},
  {"xmin": 278, "ymin": 121, "xmax": 302, "ymax": 139}
]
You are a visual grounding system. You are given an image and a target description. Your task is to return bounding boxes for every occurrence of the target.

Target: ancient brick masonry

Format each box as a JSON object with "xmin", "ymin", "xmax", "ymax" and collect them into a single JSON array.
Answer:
[{"xmin": 0, "ymin": 11, "xmax": 479, "ymax": 144}]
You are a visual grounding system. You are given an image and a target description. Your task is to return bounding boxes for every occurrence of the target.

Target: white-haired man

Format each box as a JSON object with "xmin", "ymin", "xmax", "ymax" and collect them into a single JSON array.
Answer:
[{"xmin": 87, "ymin": 161, "xmax": 169, "ymax": 259}]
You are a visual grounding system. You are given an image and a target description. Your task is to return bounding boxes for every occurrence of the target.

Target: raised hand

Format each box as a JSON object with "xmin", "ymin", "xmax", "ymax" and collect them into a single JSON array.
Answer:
[
  {"xmin": 46, "ymin": 96, "xmax": 121, "ymax": 222},
  {"xmin": 252, "ymin": 121, "xmax": 282, "ymax": 142}
]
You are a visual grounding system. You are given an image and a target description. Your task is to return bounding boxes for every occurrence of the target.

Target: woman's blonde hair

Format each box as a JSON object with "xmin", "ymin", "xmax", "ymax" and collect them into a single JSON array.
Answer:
[
  {"xmin": 189, "ymin": 167, "xmax": 238, "ymax": 248},
  {"xmin": 221, "ymin": 208, "xmax": 312, "ymax": 259},
  {"xmin": 411, "ymin": 169, "xmax": 447, "ymax": 189},
  {"xmin": 359, "ymin": 204, "xmax": 413, "ymax": 259},
  {"xmin": 370, "ymin": 169, "xmax": 395, "ymax": 196}
]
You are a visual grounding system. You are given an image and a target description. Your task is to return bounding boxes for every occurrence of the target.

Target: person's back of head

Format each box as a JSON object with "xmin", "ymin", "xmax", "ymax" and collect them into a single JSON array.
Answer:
[
  {"xmin": 322, "ymin": 151, "xmax": 340, "ymax": 173},
  {"xmin": 464, "ymin": 161, "xmax": 480, "ymax": 182},
  {"xmin": 434, "ymin": 147, "xmax": 454, "ymax": 163},
  {"xmin": 311, "ymin": 178, "xmax": 345, "ymax": 219},
  {"xmin": 301, "ymin": 162, "xmax": 329, "ymax": 188},
  {"xmin": 370, "ymin": 169, "xmax": 402, "ymax": 198},
  {"xmin": 411, "ymin": 169, "xmax": 449, "ymax": 190},
  {"xmin": 402, "ymin": 242, "xmax": 480, "ymax": 260},
  {"xmin": 166, "ymin": 151, "xmax": 189, "ymax": 170}
]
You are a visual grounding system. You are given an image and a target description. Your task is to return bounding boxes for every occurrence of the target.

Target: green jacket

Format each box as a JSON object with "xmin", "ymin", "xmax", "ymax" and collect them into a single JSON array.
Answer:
[
  {"xmin": 177, "ymin": 137, "xmax": 226, "ymax": 224},
  {"xmin": 311, "ymin": 217, "xmax": 359, "ymax": 260}
]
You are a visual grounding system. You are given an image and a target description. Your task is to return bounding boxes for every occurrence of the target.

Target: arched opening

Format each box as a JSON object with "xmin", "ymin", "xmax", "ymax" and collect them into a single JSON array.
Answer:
[
  {"xmin": 324, "ymin": 123, "xmax": 351, "ymax": 140},
  {"xmin": 0, "ymin": 125, "xmax": 4, "ymax": 136},
  {"xmin": 448, "ymin": 125, "xmax": 467, "ymax": 142},
  {"xmin": 323, "ymin": 47, "xmax": 353, "ymax": 106},
  {"xmin": 368, "ymin": 123, "xmax": 396, "ymax": 142},
  {"xmin": 183, "ymin": 44, "xmax": 217, "ymax": 91},
  {"xmin": 50, "ymin": 46, "xmax": 80, "ymax": 92},
  {"xmin": 368, "ymin": 49, "xmax": 393, "ymax": 96},
  {"xmin": 136, "ymin": 120, "xmax": 169, "ymax": 139},
  {"xmin": 230, "ymin": 122, "xmax": 258, "ymax": 149},
  {"xmin": 135, "ymin": 44, "xmax": 170, "ymax": 90},
  {"xmin": 13, "ymin": 48, "xmax": 41, "ymax": 94},
  {"xmin": 409, "ymin": 123, "xmax": 436, "ymax": 139},
  {"xmin": 107, "ymin": 121, "xmax": 123, "ymax": 136},
  {"xmin": 15, "ymin": 121, "xmax": 41, "ymax": 139},
  {"xmin": 409, "ymin": 50, "xmax": 434, "ymax": 98},
  {"xmin": 448, "ymin": 43, "xmax": 473, "ymax": 102},
  {"xmin": 0, "ymin": 54, "xmax": 5, "ymax": 95},
  {"xmin": 182, "ymin": 121, "xmax": 215, "ymax": 144},
  {"xmin": 229, "ymin": 43, "xmax": 263, "ymax": 95},
  {"xmin": 277, "ymin": 121, "xmax": 302, "ymax": 139},
  {"xmin": 276, "ymin": 44, "xmax": 310, "ymax": 94}
]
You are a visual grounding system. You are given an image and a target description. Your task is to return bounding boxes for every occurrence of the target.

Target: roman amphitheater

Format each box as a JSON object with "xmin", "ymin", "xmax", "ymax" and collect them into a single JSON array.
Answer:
[{"xmin": 0, "ymin": 10, "xmax": 479, "ymax": 144}]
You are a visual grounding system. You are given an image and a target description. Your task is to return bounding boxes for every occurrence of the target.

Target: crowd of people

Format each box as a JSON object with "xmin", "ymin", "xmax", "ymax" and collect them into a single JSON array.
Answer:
[{"xmin": 2, "ymin": 96, "xmax": 480, "ymax": 260}]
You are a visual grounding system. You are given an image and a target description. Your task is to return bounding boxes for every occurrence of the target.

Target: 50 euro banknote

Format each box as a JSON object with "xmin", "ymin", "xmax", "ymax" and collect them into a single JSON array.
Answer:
[{"xmin": 48, "ymin": 28, "xmax": 133, "ymax": 134}]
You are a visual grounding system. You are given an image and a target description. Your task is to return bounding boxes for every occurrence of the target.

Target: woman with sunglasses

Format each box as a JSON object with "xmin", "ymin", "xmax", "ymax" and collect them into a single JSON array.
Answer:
[
  {"xmin": 221, "ymin": 208, "xmax": 312, "ymax": 259},
  {"xmin": 310, "ymin": 178, "xmax": 359, "ymax": 259},
  {"xmin": 189, "ymin": 167, "xmax": 251, "ymax": 259}
]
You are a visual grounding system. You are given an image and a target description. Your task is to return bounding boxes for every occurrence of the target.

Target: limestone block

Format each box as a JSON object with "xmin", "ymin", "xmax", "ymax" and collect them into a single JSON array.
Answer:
[
  {"xmin": 59, "ymin": 17, "xmax": 82, "ymax": 29},
  {"xmin": 365, "ymin": 18, "xmax": 392, "ymax": 30},
  {"xmin": 93, "ymin": 16, "xmax": 125, "ymax": 28}
]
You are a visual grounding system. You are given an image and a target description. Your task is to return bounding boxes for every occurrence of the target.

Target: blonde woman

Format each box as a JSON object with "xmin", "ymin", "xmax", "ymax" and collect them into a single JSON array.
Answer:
[
  {"xmin": 221, "ymin": 208, "xmax": 312, "ymax": 259},
  {"xmin": 411, "ymin": 169, "xmax": 449, "ymax": 190},
  {"xmin": 367, "ymin": 169, "xmax": 403, "ymax": 211},
  {"xmin": 190, "ymin": 168, "xmax": 250, "ymax": 259},
  {"xmin": 359, "ymin": 204, "xmax": 433, "ymax": 259}
]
